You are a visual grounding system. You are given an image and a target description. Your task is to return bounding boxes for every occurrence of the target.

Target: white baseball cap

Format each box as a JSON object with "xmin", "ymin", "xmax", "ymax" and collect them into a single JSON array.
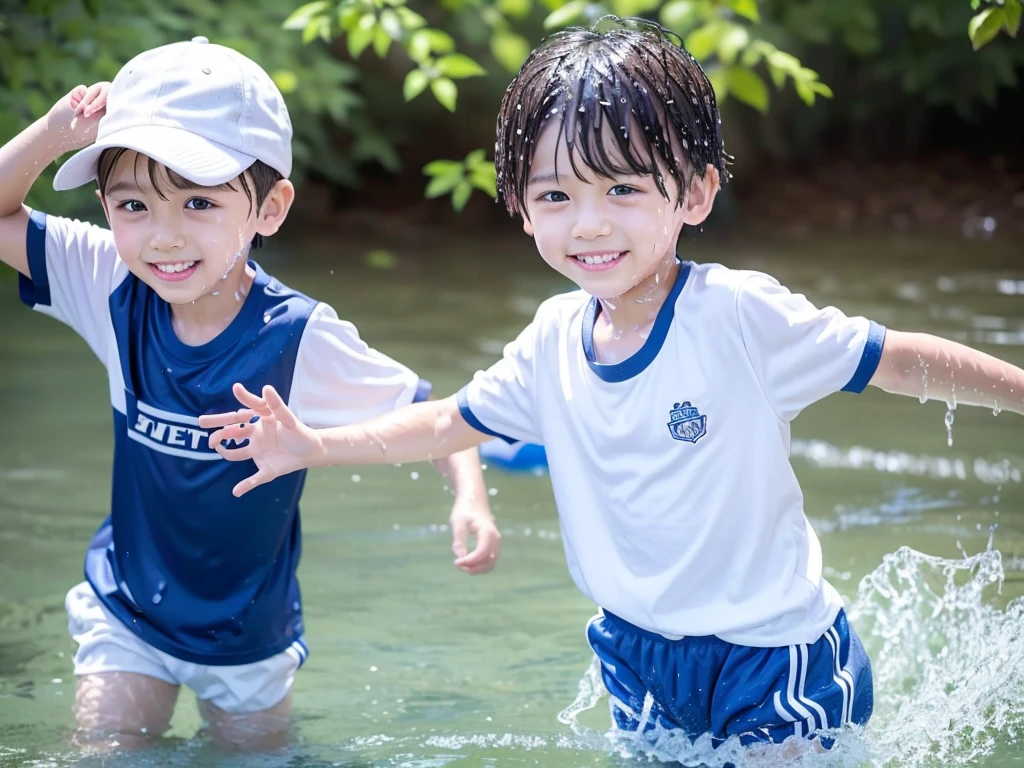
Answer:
[{"xmin": 53, "ymin": 36, "xmax": 293, "ymax": 191}]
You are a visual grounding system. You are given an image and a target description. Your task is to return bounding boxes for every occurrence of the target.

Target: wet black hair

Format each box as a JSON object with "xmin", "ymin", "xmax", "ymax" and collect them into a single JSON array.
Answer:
[
  {"xmin": 496, "ymin": 15, "xmax": 730, "ymax": 218},
  {"xmin": 96, "ymin": 149, "xmax": 283, "ymax": 249}
]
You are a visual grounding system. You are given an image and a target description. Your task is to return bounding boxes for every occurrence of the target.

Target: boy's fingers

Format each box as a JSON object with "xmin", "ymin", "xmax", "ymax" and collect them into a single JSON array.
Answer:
[
  {"xmin": 263, "ymin": 385, "xmax": 297, "ymax": 429},
  {"xmin": 199, "ymin": 408, "xmax": 255, "ymax": 429},
  {"xmin": 451, "ymin": 517, "xmax": 469, "ymax": 559},
  {"xmin": 233, "ymin": 382, "xmax": 273, "ymax": 415},
  {"xmin": 232, "ymin": 468, "xmax": 274, "ymax": 497},
  {"xmin": 206, "ymin": 423, "xmax": 250, "ymax": 449},
  {"xmin": 214, "ymin": 441, "xmax": 254, "ymax": 462}
]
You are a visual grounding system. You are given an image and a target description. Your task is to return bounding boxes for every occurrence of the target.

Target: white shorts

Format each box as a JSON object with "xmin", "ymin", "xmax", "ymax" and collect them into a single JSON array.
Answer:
[{"xmin": 65, "ymin": 581, "xmax": 306, "ymax": 714}]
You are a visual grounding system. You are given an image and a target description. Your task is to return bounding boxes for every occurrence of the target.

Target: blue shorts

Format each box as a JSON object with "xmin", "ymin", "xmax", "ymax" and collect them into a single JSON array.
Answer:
[{"xmin": 586, "ymin": 608, "xmax": 873, "ymax": 747}]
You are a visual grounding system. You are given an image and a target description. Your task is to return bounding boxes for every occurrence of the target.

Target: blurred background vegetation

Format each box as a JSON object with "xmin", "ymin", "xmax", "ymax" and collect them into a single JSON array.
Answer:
[{"xmin": 1, "ymin": 0, "xmax": 1021, "ymax": 238}]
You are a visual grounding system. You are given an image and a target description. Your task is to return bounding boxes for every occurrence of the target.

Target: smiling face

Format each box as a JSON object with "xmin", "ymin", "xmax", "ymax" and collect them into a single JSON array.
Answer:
[
  {"xmin": 495, "ymin": 19, "xmax": 728, "ymax": 300},
  {"xmin": 521, "ymin": 122, "xmax": 701, "ymax": 299},
  {"xmin": 97, "ymin": 150, "xmax": 291, "ymax": 306}
]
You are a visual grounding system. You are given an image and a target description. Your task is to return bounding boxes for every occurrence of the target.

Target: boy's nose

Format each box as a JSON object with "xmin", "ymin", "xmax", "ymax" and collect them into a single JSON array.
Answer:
[
  {"xmin": 149, "ymin": 227, "xmax": 186, "ymax": 252},
  {"xmin": 571, "ymin": 209, "xmax": 612, "ymax": 240}
]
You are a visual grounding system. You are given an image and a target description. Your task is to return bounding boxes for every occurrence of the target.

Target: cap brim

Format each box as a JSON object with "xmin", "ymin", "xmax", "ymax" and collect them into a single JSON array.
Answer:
[{"xmin": 52, "ymin": 125, "xmax": 256, "ymax": 191}]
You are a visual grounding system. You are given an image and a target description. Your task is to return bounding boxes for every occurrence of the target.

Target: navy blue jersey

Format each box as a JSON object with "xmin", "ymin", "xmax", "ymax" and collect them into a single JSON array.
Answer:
[{"xmin": 20, "ymin": 210, "xmax": 430, "ymax": 665}]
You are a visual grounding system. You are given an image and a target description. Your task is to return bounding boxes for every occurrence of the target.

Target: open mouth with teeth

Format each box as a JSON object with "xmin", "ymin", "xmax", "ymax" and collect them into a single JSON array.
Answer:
[
  {"xmin": 571, "ymin": 251, "xmax": 627, "ymax": 271},
  {"xmin": 150, "ymin": 260, "xmax": 200, "ymax": 282}
]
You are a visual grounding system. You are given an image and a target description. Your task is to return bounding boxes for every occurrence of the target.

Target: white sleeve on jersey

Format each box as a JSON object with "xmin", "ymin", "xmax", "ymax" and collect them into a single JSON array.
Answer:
[
  {"xmin": 287, "ymin": 303, "xmax": 429, "ymax": 428},
  {"xmin": 456, "ymin": 310, "xmax": 545, "ymax": 445},
  {"xmin": 22, "ymin": 211, "xmax": 128, "ymax": 363},
  {"xmin": 735, "ymin": 273, "xmax": 885, "ymax": 421}
]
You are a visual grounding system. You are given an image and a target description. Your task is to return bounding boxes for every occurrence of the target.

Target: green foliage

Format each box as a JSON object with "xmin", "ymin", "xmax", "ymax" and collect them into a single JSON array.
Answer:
[
  {"xmin": 760, "ymin": 0, "xmax": 1024, "ymax": 122},
  {"xmin": 284, "ymin": 0, "xmax": 832, "ymax": 210},
  {"xmin": 1, "ymin": 0, "xmax": 1017, "ymax": 217},
  {"xmin": 969, "ymin": 0, "xmax": 1021, "ymax": 49},
  {"xmin": 0, "ymin": 0, "xmax": 362, "ymax": 214},
  {"xmin": 423, "ymin": 149, "xmax": 497, "ymax": 211}
]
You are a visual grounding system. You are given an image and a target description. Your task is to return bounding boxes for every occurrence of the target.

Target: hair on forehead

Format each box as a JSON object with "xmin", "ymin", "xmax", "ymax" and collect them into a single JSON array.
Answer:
[
  {"xmin": 96, "ymin": 148, "xmax": 284, "ymax": 248},
  {"xmin": 495, "ymin": 15, "xmax": 730, "ymax": 216}
]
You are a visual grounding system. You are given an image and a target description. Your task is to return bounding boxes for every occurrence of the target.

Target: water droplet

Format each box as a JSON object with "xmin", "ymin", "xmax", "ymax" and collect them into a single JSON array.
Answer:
[
  {"xmin": 410, "ymin": 471, "xmax": 419, "ymax": 480},
  {"xmin": 351, "ymin": 474, "xmax": 361, "ymax": 482},
  {"xmin": 945, "ymin": 407, "xmax": 955, "ymax": 447},
  {"xmin": 488, "ymin": 487, "xmax": 498, "ymax": 496},
  {"xmin": 370, "ymin": 665, "xmax": 378, "ymax": 672},
  {"xmin": 263, "ymin": 313, "xmax": 271, "ymax": 323}
]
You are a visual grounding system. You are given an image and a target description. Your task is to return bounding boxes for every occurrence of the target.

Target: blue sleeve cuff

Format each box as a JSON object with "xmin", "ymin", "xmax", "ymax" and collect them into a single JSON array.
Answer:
[
  {"xmin": 842, "ymin": 321, "xmax": 886, "ymax": 393},
  {"xmin": 456, "ymin": 387, "xmax": 519, "ymax": 444},
  {"xmin": 412, "ymin": 378, "xmax": 432, "ymax": 403},
  {"xmin": 18, "ymin": 209, "xmax": 50, "ymax": 308}
]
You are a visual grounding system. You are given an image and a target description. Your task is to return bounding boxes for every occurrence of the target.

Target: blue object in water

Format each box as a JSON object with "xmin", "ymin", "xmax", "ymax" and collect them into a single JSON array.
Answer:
[{"xmin": 479, "ymin": 439, "xmax": 548, "ymax": 474}]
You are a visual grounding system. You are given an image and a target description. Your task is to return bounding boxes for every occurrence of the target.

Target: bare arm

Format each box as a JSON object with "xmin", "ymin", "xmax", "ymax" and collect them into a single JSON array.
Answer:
[
  {"xmin": 869, "ymin": 330, "xmax": 1024, "ymax": 416},
  {"xmin": 313, "ymin": 396, "xmax": 489, "ymax": 468},
  {"xmin": 0, "ymin": 84, "xmax": 109, "ymax": 276}
]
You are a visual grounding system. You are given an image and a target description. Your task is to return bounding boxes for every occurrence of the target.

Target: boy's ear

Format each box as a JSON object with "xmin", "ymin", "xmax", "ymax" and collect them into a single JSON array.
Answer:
[
  {"xmin": 255, "ymin": 179, "xmax": 295, "ymax": 237},
  {"xmin": 682, "ymin": 164, "xmax": 720, "ymax": 226},
  {"xmin": 522, "ymin": 215, "xmax": 534, "ymax": 236}
]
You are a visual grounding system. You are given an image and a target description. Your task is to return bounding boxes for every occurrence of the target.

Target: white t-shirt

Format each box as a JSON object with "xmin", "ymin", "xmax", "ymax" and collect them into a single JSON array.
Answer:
[{"xmin": 458, "ymin": 261, "xmax": 885, "ymax": 647}]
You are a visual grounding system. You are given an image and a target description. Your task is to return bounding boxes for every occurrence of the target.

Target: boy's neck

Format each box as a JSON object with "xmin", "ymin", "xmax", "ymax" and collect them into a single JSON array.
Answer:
[
  {"xmin": 168, "ymin": 258, "xmax": 256, "ymax": 347},
  {"xmin": 591, "ymin": 256, "xmax": 679, "ymax": 364}
]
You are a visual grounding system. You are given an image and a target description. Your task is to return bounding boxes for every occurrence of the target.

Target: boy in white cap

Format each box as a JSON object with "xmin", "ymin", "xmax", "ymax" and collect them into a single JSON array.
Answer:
[{"xmin": 0, "ymin": 37, "xmax": 500, "ymax": 750}]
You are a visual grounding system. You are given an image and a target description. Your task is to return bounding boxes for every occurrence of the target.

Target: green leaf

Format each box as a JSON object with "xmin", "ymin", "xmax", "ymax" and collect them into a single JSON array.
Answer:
[
  {"xmin": 379, "ymin": 9, "xmax": 403, "ymax": 40},
  {"xmin": 660, "ymin": 0, "xmax": 700, "ymax": 32},
  {"xmin": 283, "ymin": 0, "xmax": 330, "ymax": 30},
  {"xmin": 425, "ymin": 171, "xmax": 464, "ymax": 198},
  {"xmin": 372, "ymin": 24, "xmax": 393, "ymax": 57},
  {"xmin": 465, "ymin": 148, "xmax": 486, "ymax": 168},
  {"xmin": 431, "ymin": 77, "xmax": 458, "ymax": 111},
  {"xmin": 452, "ymin": 181, "xmax": 473, "ymax": 211},
  {"xmin": 726, "ymin": 66, "xmax": 768, "ymax": 112},
  {"xmin": 403, "ymin": 69, "xmax": 430, "ymax": 101},
  {"xmin": 408, "ymin": 28, "xmax": 456, "ymax": 61},
  {"xmin": 498, "ymin": 0, "xmax": 532, "ymax": 19},
  {"xmin": 469, "ymin": 166, "xmax": 498, "ymax": 198},
  {"xmin": 684, "ymin": 22, "xmax": 721, "ymax": 61},
  {"xmin": 423, "ymin": 159, "xmax": 465, "ymax": 176},
  {"xmin": 339, "ymin": 6, "xmax": 362, "ymax": 32},
  {"xmin": 543, "ymin": 0, "xmax": 587, "ymax": 30},
  {"xmin": 1005, "ymin": 0, "xmax": 1022, "ymax": 36},
  {"xmin": 716, "ymin": 24, "xmax": 749, "ymax": 64},
  {"xmin": 968, "ymin": 7, "xmax": 1005, "ymax": 50},
  {"xmin": 347, "ymin": 14, "xmax": 377, "ymax": 58},
  {"xmin": 396, "ymin": 6, "xmax": 428, "ymax": 29},
  {"xmin": 491, "ymin": 30, "xmax": 532, "ymax": 73},
  {"xmin": 435, "ymin": 53, "xmax": 487, "ymax": 78},
  {"xmin": 795, "ymin": 79, "xmax": 815, "ymax": 106},
  {"xmin": 722, "ymin": 0, "xmax": 760, "ymax": 23},
  {"xmin": 301, "ymin": 19, "xmax": 322, "ymax": 44},
  {"xmin": 271, "ymin": 69, "xmax": 299, "ymax": 94},
  {"xmin": 810, "ymin": 80, "xmax": 834, "ymax": 99}
]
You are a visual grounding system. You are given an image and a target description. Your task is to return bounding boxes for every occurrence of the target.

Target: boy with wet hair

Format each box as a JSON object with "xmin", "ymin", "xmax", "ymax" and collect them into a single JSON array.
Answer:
[
  {"xmin": 0, "ymin": 36, "xmax": 500, "ymax": 750},
  {"xmin": 200, "ymin": 17, "xmax": 1024, "ymax": 752}
]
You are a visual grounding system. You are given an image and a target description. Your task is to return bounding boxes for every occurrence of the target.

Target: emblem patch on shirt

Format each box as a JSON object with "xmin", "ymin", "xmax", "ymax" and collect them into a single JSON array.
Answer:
[{"xmin": 667, "ymin": 401, "xmax": 706, "ymax": 443}]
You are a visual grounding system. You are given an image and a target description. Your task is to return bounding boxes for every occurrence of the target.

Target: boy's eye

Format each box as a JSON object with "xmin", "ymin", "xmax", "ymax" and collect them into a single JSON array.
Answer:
[
  {"xmin": 186, "ymin": 197, "xmax": 215, "ymax": 211},
  {"xmin": 609, "ymin": 184, "xmax": 637, "ymax": 196},
  {"xmin": 538, "ymin": 190, "xmax": 569, "ymax": 203},
  {"xmin": 117, "ymin": 200, "xmax": 147, "ymax": 213}
]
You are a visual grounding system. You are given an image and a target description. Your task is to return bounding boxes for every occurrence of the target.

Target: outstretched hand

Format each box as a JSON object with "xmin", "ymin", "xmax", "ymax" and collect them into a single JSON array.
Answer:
[{"xmin": 199, "ymin": 383, "xmax": 323, "ymax": 497}]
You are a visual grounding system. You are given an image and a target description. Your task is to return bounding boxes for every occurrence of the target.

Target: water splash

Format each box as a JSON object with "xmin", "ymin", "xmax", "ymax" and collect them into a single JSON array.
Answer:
[{"xmin": 557, "ymin": 538, "xmax": 1024, "ymax": 766}]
